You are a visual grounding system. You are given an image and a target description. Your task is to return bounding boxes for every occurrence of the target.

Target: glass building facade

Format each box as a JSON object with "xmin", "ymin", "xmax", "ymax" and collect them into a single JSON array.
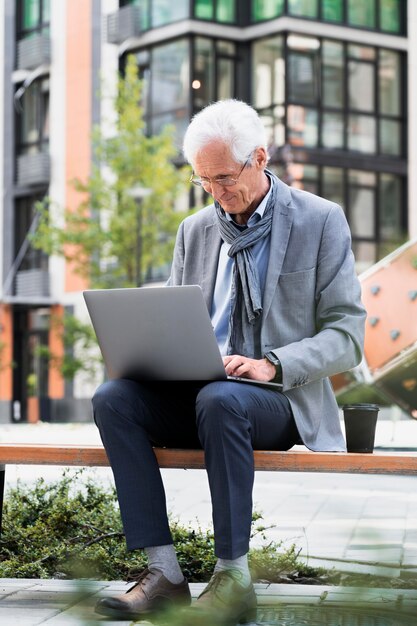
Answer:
[
  {"xmin": 121, "ymin": 0, "xmax": 405, "ymax": 33},
  {"xmin": 119, "ymin": 0, "xmax": 406, "ymax": 271}
]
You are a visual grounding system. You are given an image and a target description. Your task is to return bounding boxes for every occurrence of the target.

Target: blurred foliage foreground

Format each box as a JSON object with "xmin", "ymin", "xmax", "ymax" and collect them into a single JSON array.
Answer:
[{"xmin": 0, "ymin": 470, "xmax": 416, "ymax": 592}]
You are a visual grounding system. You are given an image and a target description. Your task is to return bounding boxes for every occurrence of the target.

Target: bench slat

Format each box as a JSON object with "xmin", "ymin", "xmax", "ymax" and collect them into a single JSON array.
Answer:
[{"xmin": 0, "ymin": 444, "xmax": 416, "ymax": 475}]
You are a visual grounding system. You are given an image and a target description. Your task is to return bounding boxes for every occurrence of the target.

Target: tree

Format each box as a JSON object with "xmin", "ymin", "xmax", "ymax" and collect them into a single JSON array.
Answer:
[
  {"xmin": 32, "ymin": 55, "xmax": 190, "ymax": 288},
  {"xmin": 30, "ymin": 56, "xmax": 191, "ymax": 383}
]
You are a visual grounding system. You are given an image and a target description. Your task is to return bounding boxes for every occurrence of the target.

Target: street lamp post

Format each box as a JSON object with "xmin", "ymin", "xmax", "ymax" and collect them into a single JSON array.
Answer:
[{"xmin": 127, "ymin": 186, "xmax": 152, "ymax": 287}]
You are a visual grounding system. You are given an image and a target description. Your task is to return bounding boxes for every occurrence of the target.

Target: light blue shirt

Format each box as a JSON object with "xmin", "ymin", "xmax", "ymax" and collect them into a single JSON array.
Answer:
[{"xmin": 211, "ymin": 177, "xmax": 274, "ymax": 355}]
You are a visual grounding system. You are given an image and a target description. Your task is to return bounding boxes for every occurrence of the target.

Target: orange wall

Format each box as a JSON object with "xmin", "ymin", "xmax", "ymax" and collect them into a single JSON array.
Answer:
[
  {"xmin": 65, "ymin": 0, "xmax": 92, "ymax": 292},
  {"xmin": 48, "ymin": 305, "xmax": 65, "ymax": 399},
  {"xmin": 0, "ymin": 304, "xmax": 13, "ymax": 400}
]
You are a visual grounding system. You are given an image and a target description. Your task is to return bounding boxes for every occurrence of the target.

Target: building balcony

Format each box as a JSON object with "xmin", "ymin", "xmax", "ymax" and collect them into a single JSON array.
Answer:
[
  {"xmin": 106, "ymin": 5, "xmax": 142, "ymax": 44},
  {"xmin": 17, "ymin": 152, "xmax": 50, "ymax": 187},
  {"xmin": 17, "ymin": 34, "xmax": 51, "ymax": 71},
  {"xmin": 15, "ymin": 269, "xmax": 50, "ymax": 299}
]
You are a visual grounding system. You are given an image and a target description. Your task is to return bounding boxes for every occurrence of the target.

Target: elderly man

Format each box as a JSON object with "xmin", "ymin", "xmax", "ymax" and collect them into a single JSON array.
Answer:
[{"xmin": 93, "ymin": 100, "xmax": 365, "ymax": 623}]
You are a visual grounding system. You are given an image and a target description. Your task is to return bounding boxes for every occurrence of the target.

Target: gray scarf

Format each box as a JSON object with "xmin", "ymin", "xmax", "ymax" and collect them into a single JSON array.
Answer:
[{"xmin": 214, "ymin": 169, "xmax": 278, "ymax": 356}]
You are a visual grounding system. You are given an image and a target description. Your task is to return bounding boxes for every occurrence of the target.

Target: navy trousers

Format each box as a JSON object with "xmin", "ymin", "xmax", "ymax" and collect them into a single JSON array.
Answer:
[{"xmin": 93, "ymin": 379, "xmax": 299, "ymax": 559}]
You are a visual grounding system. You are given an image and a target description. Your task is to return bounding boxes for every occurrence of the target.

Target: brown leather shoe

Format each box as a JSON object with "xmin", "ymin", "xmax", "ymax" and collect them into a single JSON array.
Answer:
[
  {"xmin": 186, "ymin": 570, "xmax": 257, "ymax": 625},
  {"xmin": 95, "ymin": 567, "xmax": 191, "ymax": 619}
]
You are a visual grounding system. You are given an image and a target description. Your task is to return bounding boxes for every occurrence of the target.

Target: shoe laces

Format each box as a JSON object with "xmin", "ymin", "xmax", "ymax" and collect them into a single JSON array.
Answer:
[
  {"xmin": 127, "ymin": 567, "xmax": 158, "ymax": 593},
  {"xmin": 202, "ymin": 570, "xmax": 237, "ymax": 596}
]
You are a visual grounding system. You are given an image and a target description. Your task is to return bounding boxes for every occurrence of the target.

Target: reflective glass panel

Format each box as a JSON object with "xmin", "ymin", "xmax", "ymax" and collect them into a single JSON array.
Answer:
[
  {"xmin": 41, "ymin": 78, "xmax": 49, "ymax": 141},
  {"xmin": 253, "ymin": 36, "xmax": 284, "ymax": 109},
  {"xmin": 350, "ymin": 188, "xmax": 375, "ymax": 238},
  {"xmin": 217, "ymin": 0, "xmax": 235, "ymax": 22},
  {"xmin": 348, "ymin": 44, "xmax": 375, "ymax": 61},
  {"xmin": 322, "ymin": 167, "xmax": 344, "ymax": 208},
  {"xmin": 194, "ymin": 38, "xmax": 214, "ymax": 110},
  {"xmin": 22, "ymin": 0, "xmax": 40, "ymax": 30},
  {"xmin": 252, "ymin": 0, "xmax": 284, "ymax": 21},
  {"xmin": 288, "ymin": 52, "xmax": 319, "ymax": 104},
  {"xmin": 380, "ymin": 119, "xmax": 401, "ymax": 156},
  {"xmin": 348, "ymin": 115, "xmax": 376, "ymax": 153},
  {"xmin": 348, "ymin": 61, "xmax": 375, "ymax": 112},
  {"xmin": 258, "ymin": 106, "xmax": 285, "ymax": 147},
  {"xmin": 322, "ymin": 113, "xmax": 344, "ymax": 149},
  {"xmin": 21, "ymin": 83, "xmax": 40, "ymax": 145},
  {"xmin": 380, "ymin": 0, "xmax": 401, "ymax": 33},
  {"xmin": 287, "ymin": 106, "xmax": 318, "ymax": 147},
  {"xmin": 352, "ymin": 241, "xmax": 377, "ymax": 272},
  {"xmin": 218, "ymin": 58, "xmax": 234, "ymax": 100},
  {"xmin": 379, "ymin": 49, "xmax": 400, "ymax": 116},
  {"xmin": 217, "ymin": 41, "xmax": 235, "ymax": 54},
  {"xmin": 152, "ymin": 0, "xmax": 188, "ymax": 27},
  {"xmin": 151, "ymin": 40, "xmax": 189, "ymax": 114},
  {"xmin": 322, "ymin": 0, "xmax": 343, "ymax": 22},
  {"xmin": 322, "ymin": 41, "xmax": 344, "ymax": 108},
  {"xmin": 288, "ymin": 0, "xmax": 318, "ymax": 18},
  {"xmin": 347, "ymin": 0, "xmax": 376, "ymax": 28},
  {"xmin": 151, "ymin": 110, "xmax": 188, "ymax": 149},
  {"xmin": 42, "ymin": 0, "xmax": 50, "ymax": 23},
  {"xmin": 291, "ymin": 164, "xmax": 319, "ymax": 194},
  {"xmin": 379, "ymin": 174, "xmax": 402, "ymax": 240},
  {"xmin": 195, "ymin": 0, "xmax": 213, "ymax": 19},
  {"xmin": 349, "ymin": 170, "xmax": 376, "ymax": 186}
]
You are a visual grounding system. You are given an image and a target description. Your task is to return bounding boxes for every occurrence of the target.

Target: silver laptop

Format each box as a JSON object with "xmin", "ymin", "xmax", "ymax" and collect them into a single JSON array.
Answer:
[{"xmin": 83, "ymin": 285, "xmax": 283, "ymax": 391}]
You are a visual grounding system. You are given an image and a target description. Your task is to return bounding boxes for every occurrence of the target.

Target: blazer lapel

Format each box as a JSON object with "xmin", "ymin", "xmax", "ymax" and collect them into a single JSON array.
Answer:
[
  {"xmin": 263, "ymin": 180, "xmax": 294, "ymax": 320},
  {"xmin": 201, "ymin": 221, "xmax": 222, "ymax": 310}
]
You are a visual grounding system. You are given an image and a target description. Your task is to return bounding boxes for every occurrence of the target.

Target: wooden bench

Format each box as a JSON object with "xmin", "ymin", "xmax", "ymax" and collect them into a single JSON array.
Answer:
[{"xmin": 1, "ymin": 443, "xmax": 417, "ymax": 530}]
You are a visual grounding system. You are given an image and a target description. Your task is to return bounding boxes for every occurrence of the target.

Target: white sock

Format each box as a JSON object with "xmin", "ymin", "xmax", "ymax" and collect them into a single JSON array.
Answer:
[
  {"xmin": 214, "ymin": 553, "xmax": 251, "ymax": 587},
  {"xmin": 144, "ymin": 544, "xmax": 184, "ymax": 585}
]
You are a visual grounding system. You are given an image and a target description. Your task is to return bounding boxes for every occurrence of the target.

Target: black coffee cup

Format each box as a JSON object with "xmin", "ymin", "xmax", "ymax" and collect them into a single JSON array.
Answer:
[{"xmin": 342, "ymin": 403, "xmax": 380, "ymax": 453}]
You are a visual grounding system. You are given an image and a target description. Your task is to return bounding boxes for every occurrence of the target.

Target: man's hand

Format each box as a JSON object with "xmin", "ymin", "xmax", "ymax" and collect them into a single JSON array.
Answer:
[{"xmin": 223, "ymin": 355, "xmax": 276, "ymax": 382}]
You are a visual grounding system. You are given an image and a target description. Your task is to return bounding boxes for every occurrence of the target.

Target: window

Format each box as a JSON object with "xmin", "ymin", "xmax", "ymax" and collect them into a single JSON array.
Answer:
[
  {"xmin": 252, "ymin": 0, "xmax": 284, "ymax": 20},
  {"xmin": 322, "ymin": 41, "xmax": 344, "ymax": 108},
  {"xmin": 349, "ymin": 170, "xmax": 376, "ymax": 238},
  {"xmin": 348, "ymin": 62, "xmax": 375, "ymax": 113},
  {"xmin": 15, "ymin": 196, "xmax": 48, "ymax": 271},
  {"xmin": 287, "ymin": 106, "xmax": 319, "ymax": 147},
  {"xmin": 192, "ymin": 38, "xmax": 236, "ymax": 112},
  {"xmin": 322, "ymin": 167, "xmax": 345, "ymax": 207},
  {"xmin": 152, "ymin": 0, "xmax": 188, "ymax": 27},
  {"xmin": 194, "ymin": 0, "xmax": 236, "ymax": 23},
  {"xmin": 252, "ymin": 36, "xmax": 405, "ymax": 157},
  {"xmin": 16, "ymin": 78, "xmax": 50, "ymax": 156},
  {"xmin": 287, "ymin": 35, "xmax": 320, "ymax": 104},
  {"xmin": 17, "ymin": 0, "xmax": 50, "ymax": 39},
  {"xmin": 288, "ymin": 0, "xmax": 318, "ymax": 18},
  {"xmin": 380, "ymin": 0, "xmax": 402, "ymax": 33},
  {"xmin": 347, "ymin": 0, "xmax": 376, "ymax": 28},
  {"xmin": 379, "ymin": 174, "xmax": 403, "ymax": 240},
  {"xmin": 379, "ymin": 49, "xmax": 400, "ymax": 116},
  {"xmin": 250, "ymin": 0, "xmax": 403, "ymax": 33},
  {"xmin": 322, "ymin": 0, "xmax": 343, "ymax": 22},
  {"xmin": 149, "ymin": 40, "xmax": 190, "ymax": 142}
]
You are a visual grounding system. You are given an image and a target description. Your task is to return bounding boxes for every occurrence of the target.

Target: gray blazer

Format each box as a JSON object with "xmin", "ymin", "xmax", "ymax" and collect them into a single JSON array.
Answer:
[{"xmin": 168, "ymin": 178, "xmax": 366, "ymax": 451}]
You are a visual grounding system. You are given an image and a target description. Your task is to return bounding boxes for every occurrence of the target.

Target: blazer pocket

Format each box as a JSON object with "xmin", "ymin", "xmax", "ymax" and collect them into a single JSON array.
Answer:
[
  {"xmin": 279, "ymin": 267, "xmax": 316, "ymax": 284},
  {"xmin": 277, "ymin": 267, "xmax": 317, "ymax": 337}
]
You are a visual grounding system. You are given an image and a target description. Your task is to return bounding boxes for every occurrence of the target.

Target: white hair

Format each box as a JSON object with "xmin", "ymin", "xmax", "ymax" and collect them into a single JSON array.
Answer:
[{"xmin": 183, "ymin": 99, "xmax": 269, "ymax": 167}]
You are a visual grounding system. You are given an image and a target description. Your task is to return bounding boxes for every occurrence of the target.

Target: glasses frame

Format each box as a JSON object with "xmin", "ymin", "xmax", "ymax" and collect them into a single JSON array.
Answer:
[{"xmin": 189, "ymin": 155, "xmax": 252, "ymax": 189}]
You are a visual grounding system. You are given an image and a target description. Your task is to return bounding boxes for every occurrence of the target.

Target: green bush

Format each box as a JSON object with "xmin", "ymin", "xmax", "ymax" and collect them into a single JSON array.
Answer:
[{"xmin": 0, "ymin": 470, "xmax": 316, "ymax": 582}]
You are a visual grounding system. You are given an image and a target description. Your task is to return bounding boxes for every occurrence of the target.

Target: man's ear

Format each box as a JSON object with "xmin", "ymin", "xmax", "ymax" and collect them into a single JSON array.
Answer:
[{"xmin": 254, "ymin": 147, "xmax": 268, "ymax": 170}]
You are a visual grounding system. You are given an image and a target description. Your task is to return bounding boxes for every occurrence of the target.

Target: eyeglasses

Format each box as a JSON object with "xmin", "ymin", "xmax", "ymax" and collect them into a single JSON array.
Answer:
[{"xmin": 189, "ymin": 156, "xmax": 251, "ymax": 190}]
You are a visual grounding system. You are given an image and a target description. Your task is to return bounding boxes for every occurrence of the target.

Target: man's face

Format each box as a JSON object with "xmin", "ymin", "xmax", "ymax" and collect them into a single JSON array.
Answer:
[{"xmin": 193, "ymin": 142, "xmax": 269, "ymax": 225}]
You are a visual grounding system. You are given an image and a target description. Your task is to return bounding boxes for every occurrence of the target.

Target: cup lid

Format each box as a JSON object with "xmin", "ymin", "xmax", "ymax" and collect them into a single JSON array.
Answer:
[{"xmin": 342, "ymin": 403, "xmax": 379, "ymax": 411}]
